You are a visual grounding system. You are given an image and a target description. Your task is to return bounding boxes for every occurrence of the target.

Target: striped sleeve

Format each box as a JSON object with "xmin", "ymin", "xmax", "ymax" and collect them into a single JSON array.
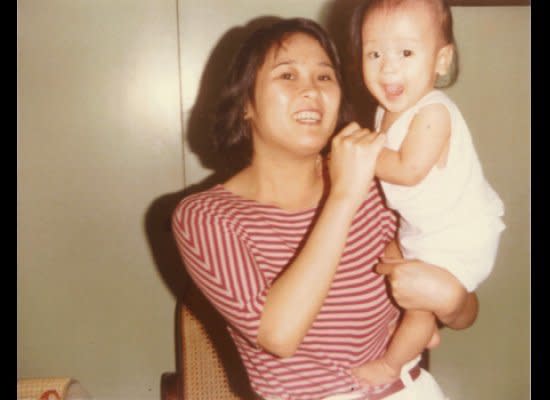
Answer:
[{"xmin": 171, "ymin": 195, "xmax": 268, "ymax": 345}]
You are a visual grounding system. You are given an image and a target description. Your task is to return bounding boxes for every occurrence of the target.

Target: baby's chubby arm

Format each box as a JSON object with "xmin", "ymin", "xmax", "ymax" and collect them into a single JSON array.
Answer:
[{"xmin": 376, "ymin": 103, "xmax": 451, "ymax": 186}]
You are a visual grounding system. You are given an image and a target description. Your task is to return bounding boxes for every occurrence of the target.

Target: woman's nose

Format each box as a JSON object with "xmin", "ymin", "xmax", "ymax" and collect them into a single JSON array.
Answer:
[{"xmin": 300, "ymin": 78, "xmax": 320, "ymax": 97}]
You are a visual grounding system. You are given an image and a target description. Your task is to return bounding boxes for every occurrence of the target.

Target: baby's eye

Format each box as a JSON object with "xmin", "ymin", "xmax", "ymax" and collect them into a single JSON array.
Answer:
[
  {"xmin": 402, "ymin": 49, "xmax": 413, "ymax": 57},
  {"xmin": 367, "ymin": 51, "xmax": 381, "ymax": 60}
]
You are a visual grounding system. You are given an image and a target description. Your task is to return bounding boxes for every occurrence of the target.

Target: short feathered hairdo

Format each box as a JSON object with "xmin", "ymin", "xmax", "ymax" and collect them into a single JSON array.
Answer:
[{"xmin": 211, "ymin": 17, "xmax": 353, "ymax": 172}]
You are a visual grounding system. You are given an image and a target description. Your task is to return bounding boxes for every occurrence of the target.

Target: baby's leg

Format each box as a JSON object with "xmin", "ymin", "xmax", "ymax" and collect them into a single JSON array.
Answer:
[
  {"xmin": 385, "ymin": 309, "xmax": 436, "ymax": 371},
  {"xmin": 352, "ymin": 309, "xmax": 436, "ymax": 385}
]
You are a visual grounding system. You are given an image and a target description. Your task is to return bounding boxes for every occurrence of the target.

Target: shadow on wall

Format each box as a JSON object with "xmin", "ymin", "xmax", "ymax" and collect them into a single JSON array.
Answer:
[{"xmin": 143, "ymin": 6, "xmax": 381, "ymax": 397}]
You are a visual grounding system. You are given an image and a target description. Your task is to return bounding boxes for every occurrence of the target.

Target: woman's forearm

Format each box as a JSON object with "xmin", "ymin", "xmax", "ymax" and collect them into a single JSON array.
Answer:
[
  {"xmin": 437, "ymin": 291, "xmax": 478, "ymax": 330},
  {"xmin": 428, "ymin": 266, "xmax": 479, "ymax": 329},
  {"xmin": 376, "ymin": 259, "xmax": 479, "ymax": 330},
  {"xmin": 257, "ymin": 193, "xmax": 359, "ymax": 357}
]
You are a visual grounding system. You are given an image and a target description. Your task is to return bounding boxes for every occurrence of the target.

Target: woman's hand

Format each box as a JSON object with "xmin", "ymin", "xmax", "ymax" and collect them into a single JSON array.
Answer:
[
  {"xmin": 328, "ymin": 122, "xmax": 386, "ymax": 207},
  {"xmin": 376, "ymin": 257, "xmax": 478, "ymax": 329}
]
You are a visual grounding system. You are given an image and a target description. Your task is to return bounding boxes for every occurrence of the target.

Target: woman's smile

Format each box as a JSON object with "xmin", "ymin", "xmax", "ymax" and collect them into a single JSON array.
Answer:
[
  {"xmin": 245, "ymin": 32, "xmax": 341, "ymax": 156},
  {"xmin": 293, "ymin": 109, "xmax": 322, "ymax": 124}
]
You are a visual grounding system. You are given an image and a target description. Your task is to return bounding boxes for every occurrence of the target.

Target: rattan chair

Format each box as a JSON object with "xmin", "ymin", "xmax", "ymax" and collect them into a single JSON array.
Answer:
[{"xmin": 161, "ymin": 283, "xmax": 256, "ymax": 400}]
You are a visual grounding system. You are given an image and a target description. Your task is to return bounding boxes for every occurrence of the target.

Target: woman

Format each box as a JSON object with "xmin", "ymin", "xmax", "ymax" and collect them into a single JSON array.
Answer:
[{"xmin": 172, "ymin": 17, "xmax": 477, "ymax": 400}]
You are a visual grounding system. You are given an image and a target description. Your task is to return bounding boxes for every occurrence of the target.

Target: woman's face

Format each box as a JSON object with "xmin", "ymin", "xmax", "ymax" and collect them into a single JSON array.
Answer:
[{"xmin": 245, "ymin": 32, "xmax": 342, "ymax": 159}]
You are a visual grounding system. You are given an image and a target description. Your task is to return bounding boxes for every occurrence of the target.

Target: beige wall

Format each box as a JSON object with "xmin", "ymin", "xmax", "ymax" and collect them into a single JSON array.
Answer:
[
  {"xmin": 432, "ymin": 7, "xmax": 530, "ymax": 400},
  {"xmin": 18, "ymin": 1, "xmax": 183, "ymax": 399},
  {"xmin": 18, "ymin": 1, "xmax": 530, "ymax": 399}
]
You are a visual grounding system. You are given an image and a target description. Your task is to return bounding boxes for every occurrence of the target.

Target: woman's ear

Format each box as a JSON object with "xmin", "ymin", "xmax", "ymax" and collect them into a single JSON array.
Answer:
[{"xmin": 435, "ymin": 44, "xmax": 454, "ymax": 77}]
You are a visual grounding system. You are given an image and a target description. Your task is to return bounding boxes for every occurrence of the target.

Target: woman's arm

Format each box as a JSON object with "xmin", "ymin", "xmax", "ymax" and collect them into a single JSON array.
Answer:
[
  {"xmin": 376, "ymin": 258, "xmax": 478, "ymax": 330},
  {"xmin": 258, "ymin": 123, "xmax": 387, "ymax": 357},
  {"xmin": 258, "ymin": 194, "xmax": 360, "ymax": 357}
]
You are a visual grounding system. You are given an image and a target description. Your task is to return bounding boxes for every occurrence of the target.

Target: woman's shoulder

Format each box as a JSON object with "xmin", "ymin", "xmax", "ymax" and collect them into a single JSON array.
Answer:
[{"xmin": 172, "ymin": 185, "xmax": 243, "ymax": 227}]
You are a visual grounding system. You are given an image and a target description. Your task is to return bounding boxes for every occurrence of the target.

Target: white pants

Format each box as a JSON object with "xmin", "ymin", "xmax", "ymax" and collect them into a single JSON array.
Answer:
[
  {"xmin": 379, "ymin": 368, "xmax": 448, "ymax": 400},
  {"xmin": 400, "ymin": 216, "xmax": 504, "ymax": 292},
  {"xmin": 261, "ymin": 358, "xmax": 448, "ymax": 400},
  {"xmin": 321, "ymin": 358, "xmax": 448, "ymax": 400}
]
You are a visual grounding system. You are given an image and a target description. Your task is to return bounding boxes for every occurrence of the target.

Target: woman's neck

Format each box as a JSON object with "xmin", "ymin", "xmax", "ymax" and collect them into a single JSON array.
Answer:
[{"xmin": 224, "ymin": 154, "xmax": 325, "ymax": 212}]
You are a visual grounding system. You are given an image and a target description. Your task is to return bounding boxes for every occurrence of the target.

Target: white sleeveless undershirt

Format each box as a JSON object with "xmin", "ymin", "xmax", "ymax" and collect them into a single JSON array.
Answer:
[{"xmin": 375, "ymin": 90, "xmax": 505, "ymax": 291}]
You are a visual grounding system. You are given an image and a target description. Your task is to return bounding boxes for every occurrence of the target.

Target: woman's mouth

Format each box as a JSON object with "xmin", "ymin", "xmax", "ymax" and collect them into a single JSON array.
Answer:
[{"xmin": 294, "ymin": 110, "xmax": 322, "ymax": 123}]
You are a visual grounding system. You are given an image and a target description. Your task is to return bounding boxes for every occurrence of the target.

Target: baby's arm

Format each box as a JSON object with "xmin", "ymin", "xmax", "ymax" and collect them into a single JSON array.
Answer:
[{"xmin": 376, "ymin": 103, "xmax": 451, "ymax": 186}]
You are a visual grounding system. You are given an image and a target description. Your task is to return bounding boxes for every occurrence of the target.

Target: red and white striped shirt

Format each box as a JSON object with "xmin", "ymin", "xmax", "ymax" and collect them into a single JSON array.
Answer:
[{"xmin": 172, "ymin": 182, "xmax": 399, "ymax": 400}]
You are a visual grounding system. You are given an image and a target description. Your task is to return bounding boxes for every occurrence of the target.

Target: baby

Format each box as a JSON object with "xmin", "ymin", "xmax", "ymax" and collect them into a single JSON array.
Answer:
[{"xmin": 350, "ymin": 0, "xmax": 505, "ymax": 386}]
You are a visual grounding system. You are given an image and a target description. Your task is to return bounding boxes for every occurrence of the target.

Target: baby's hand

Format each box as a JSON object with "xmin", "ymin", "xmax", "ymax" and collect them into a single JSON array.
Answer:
[{"xmin": 351, "ymin": 358, "xmax": 401, "ymax": 386}]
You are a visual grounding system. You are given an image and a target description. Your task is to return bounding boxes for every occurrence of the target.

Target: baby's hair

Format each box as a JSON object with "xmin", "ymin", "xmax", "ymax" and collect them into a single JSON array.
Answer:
[{"xmin": 350, "ymin": 0, "xmax": 459, "ymax": 88}]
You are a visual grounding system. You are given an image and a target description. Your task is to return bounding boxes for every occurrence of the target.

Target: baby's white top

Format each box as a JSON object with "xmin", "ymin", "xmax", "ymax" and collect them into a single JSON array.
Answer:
[{"xmin": 375, "ymin": 89, "xmax": 504, "ymax": 235}]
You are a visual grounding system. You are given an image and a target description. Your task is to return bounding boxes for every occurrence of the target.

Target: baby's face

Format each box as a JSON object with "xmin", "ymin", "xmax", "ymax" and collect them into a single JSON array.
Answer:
[{"xmin": 361, "ymin": 2, "xmax": 451, "ymax": 115}]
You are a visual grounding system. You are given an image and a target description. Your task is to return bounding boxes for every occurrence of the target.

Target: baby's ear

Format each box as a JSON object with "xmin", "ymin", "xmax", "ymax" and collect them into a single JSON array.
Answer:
[{"xmin": 435, "ymin": 44, "xmax": 454, "ymax": 77}]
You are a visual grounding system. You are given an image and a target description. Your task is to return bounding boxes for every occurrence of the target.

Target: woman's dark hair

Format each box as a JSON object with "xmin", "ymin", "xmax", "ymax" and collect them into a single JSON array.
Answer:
[
  {"xmin": 212, "ymin": 17, "xmax": 352, "ymax": 170},
  {"xmin": 350, "ymin": 0, "xmax": 459, "ymax": 90}
]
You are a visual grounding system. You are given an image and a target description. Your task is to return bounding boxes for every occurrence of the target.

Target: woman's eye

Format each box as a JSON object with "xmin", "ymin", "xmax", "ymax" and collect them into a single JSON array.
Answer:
[
  {"xmin": 367, "ymin": 51, "xmax": 380, "ymax": 60},
  {"xmin": 280, "ymin": 72, "xmax": 294, "ymax": 80},
  {"xmin": 318, "ymin": 74, "xmax": 333, "ymax": 81},
  {"xmin": 403, "ymin": 49, "xmax": 413, "ymax": 57}
]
